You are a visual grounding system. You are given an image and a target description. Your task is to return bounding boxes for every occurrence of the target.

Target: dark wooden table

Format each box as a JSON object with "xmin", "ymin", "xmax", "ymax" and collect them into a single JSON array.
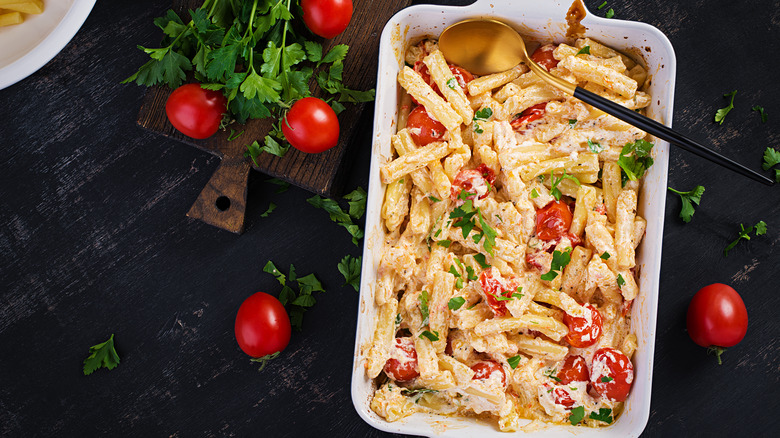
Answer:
[{"xmin": 1, "ymin": 0, "xmax": 778, "ymax": 436}]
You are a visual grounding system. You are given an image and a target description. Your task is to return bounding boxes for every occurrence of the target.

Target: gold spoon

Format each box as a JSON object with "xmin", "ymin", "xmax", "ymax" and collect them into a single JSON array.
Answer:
[{"xmin": 438, "ymin": 19, "xmax": 774, "ymax": 186}]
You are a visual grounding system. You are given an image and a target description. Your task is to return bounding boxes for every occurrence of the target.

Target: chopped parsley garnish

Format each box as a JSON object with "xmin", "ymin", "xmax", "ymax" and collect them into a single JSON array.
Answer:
[
  {"xmin": 549, "ymin": 169, "xmax": 581, "ymax": 201},
  {"xmin": 587, "ymin": 138, "xmax": 606, "ymax": 154},
  {"xmin": 715, "ymin": 90, "xmax": 737, "ymax": 125},
  {"xmin": 419, "ymin": 290, "xmax": 431, "ymax": 326},
  {"xmin": 448, "ymin": 297, "xmax": 466, "ymax": 310},
  {"xmin": 752, "ymin": 105, "xmax": 767, "ymax": 123},
  {"xmin": 260, "ymin": 202, "xmax": 276, "ymax": 217},
  {"xmin": 446, "ymin": 77, "xmax": 458, "ymax": 89},
  {"xmin": 605, "ymin": 8, "xmax": 615, "ymax": 18},
  {"xmin": 473, "ymin": 122, "xmax": 484, "ymax": 134},
  {"xmin": 338, "ymin": 255, "xmax": 361, "ymax": 292},
  {"xmin": 437, "ymin": 240, "xmax": 452, "ymax": 248},
  {"xmin": 589, "ymin": 407, "xmax": 614, "ymax": 423},
  {"xmin": 449, "ymin": 194, "xmax": 497, "ymax": 256},
  {"xmin": 569, "ymin": 406, "xmax": 585, "ymax": 425},
  {"xmin": 395, "ymin": 313, "xmax": 402, "ymax": 325},
  {"xmin": 465, "ymin": 266, "xmax": 478, "ymax": 281},
  {"xmin": 600, "ymin": 252, "xmax": 611, "ymax": 260},
  {"xmin": 401, "ymin": 388, "xmax": 438, "ymax": 396},
  {"xmin": 428, "ymin": 195, "xmax": 442, "ymax": 203},
  {"xmin": 668, "ymin": 185, "xmax": 705, "ymax": 223},
  {"xmin": 474, "ymin": 107, "xmax": 493, "ymax": 120},
  {"xmin": 83, "ymin": 334, "xmax": 120, "ymax": 375},
  {"xmin": 264, "ymin": 261, "xmax": 325, "ymax": 331},
  {"xmin": 543, "ymin": 368, "xmax": 562, "ymax": 382},
  {"xmin": 600, "ymin": 376, "xmax": 614, "ymax": 383},
  {"xmin": 597, "ymin": 1, "xmax": 608, "ymax": 10},
  {"xmin": 419, "ymin": 330, "xmax": 440, "ymax": 342},
  {"xmin": 617, "ymin": 274, "xmax": 626, "ymax": 288},
  {"xmin": 575, "ymin": 46, "xmax": 591, "ymax": 56},
  {"xmin": 617, "ymin": 139, "xmax": 654, "ymax": 181},
  {"xmin": 495, "ymin": 291, "xmax": 524, "ymax": 301},
  {"xmin": 473, "ymin": 253, "xmax": 491, "ymax": 269},
  {"xmin": 762, "ymin": 147, "xmax": 780, "ymax": 183},
  {"xmin": 508, "ymin": 355, "xmax": 522, "ymax": 369},
  {"xmin": 568, "ymin": 119, "xmax": 577, "ymax": 128},
  {"xmin": 540, "ymin": 247, "xmax": 572, "ymax": 281},
  {"xmin": 724, "ymin": 221, "xmax": 767, "ymax": 256},
  {"xmin": 531, "ymin": 188, "xmax": 540, "ymax": 198}
]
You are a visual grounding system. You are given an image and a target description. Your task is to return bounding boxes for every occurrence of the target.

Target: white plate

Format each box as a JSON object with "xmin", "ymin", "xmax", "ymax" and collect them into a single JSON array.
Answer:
[
  {"xmin": 0, "ymin": 0, "xmax": 96, "ymax": 90},
  {"xmin": 352, "ymin": 0, "xmax": 675, "ymax": 436}
]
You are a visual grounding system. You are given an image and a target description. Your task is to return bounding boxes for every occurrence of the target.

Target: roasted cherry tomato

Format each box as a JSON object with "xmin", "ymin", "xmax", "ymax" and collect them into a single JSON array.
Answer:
[
  {"xmin": 471, "ymin": 360, "xmax": 507, "ymax": 387},
  {"xmin": 165, "ymin": 83, "xmax": 227, "ymax": 139},
  {"xmin": 234, "ymin": 292, "xmax": 291, "ymax": 359},
  {"xmin": 383, "ymin": 337, "xmax": 420, "ymax": 382},
  {"xmin": 591, "ymin": 347, "xmax": 634, "ymax": 402},
  {"xmin": 687, "ymin": 283, "xmax": 748, "ymax": 364},
  {"xmin": 282, "ymin": 97, "xmax": 340, "ymax": 153},
  {"xmin": 301, "ymin": 0, "xmax": 353, "ymax": 39},
  {"xmin": 530, "ymin": 44, "xmax": 559, "ymax": 70},
  {"xmin": 412, "ymin": 61, "xmax": 475, "ymax": 101},
  {"xmin": 552, "ymin": 386, "xmax": 575, "ymax": 408},
  {"xmin": 479, "ymin": 268, "xmax": 521, "ymax": 317},
  {"xmin": 536, "ymin": 200, "xmax": 574, "ymax": 241},
  {"xmin": 406, "ymin": 105, "xmax": 446, "ymax": 146},
  {"xmin": 510, "ymin": 102, "xmax": 547, "ymax": 131},
  {"xmin": 450, "ymin": 164, "xmax": 496, "ymax": 202},
  {"xmin": 557, "ymin": 355, "xmax": 589, "ymax": 384},
  {"xmin": 563, "ymin": 304, "xmax": 603, "ymax": 348}
]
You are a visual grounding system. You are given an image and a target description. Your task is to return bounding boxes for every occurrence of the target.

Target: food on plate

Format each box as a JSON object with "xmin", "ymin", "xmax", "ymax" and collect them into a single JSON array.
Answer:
[
  {"xmin": 282, "ymin": 97, "xmax": 340, "ymax": 153},
  {"xmin": 0, "ymin": 0, "xmax": 43, "ymax": 27},
  {"xmin": 165, "ymin": 83, "xmax": 227, "ymax": 139},
  {"xmin": 366, "ymin": 37, "xmax": 653, "ymax": 430},
  {"xmin": 686, "ymin": 283, "xmax": 748, "ymax": 364},
  {"xmin": 301, "ymin": 0, "xmax": 353, "ymax": 39},
  {"xmin": 235, "ymin": 291, "xmax": 291, "ymax": 369}
]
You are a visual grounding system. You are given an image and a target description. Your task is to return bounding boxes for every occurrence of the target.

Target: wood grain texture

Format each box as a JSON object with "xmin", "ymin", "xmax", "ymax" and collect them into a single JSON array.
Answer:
[
  {"xmin": 137, "ymin": 0, "xmax": 413, "ymax": 233},
  {"xmin": 1, "ymin": 0, "xmax": 779, "ymax": 437}
]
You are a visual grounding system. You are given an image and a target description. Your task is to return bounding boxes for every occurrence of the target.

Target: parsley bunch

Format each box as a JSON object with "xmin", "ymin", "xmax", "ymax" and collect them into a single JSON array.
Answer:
[
  {"xmin": 123, "ymin": 0, "xmax": 374, "ymax": 150},
  {"xmin": 264, "ymin": 261, "xmax": 325, "ymax": 331}
]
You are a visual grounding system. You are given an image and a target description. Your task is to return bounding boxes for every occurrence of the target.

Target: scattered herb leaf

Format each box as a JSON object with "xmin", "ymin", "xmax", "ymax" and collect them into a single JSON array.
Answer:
[
  {"xmin": 83, "ymin": 334, "xmax": 120, "ymax": 376},
  {"xmin": 508, "ymin": 355, "xmax": 522, "ymax": 369},
  {"xmin": 715, "ymin": 90, "xmax": 737, "ymax": 125},
  {"xmin": 338, "ymin": 255, "xmax": 361, "ymax": 292},
  {"xmin": 541, "ymin": 248, "xmax": 573, "ymax": 281},
  {"xmin": 752, "ymin": 105, "xmax": 767, "ymax": 123},
  {"xmin": 668, "ymin": 185, "xmax": 705, "ymax": 223},
  {"xmin": 448, "ymin": 297, "xmax": 466, "ymax": 310},
  {"xmin": 419, "ymin": 330, "xmax": 440, "ymax": 342}
]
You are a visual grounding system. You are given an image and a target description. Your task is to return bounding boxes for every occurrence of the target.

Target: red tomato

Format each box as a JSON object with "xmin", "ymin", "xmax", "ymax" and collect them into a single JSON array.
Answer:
[
  {"xmin": 536, "ymin": 200, "xmax": 573, "ymax": 241},
  {"xmin": 552, "ymin": 386, "xmax": 575, "ymax": 408},
  {"xmin": 510, "ymin": 102, "xmax": 547, "ymax": 131},
  {"xmin": 234, "ymin": 292, "xmax": 291, "ymax": 358},
  {"xmin": 557, "ymin": 355, "xmax": 589, "ymax": 384},
  {"xmin": 563, "ymin": 304, "xmax": 603, "ymax": 348},
  {"xmin": 479, "ymin": 268, "xmax": 521, "ymax": 317},
  {"xmin": 687, "ymin": 283, "xmax": 748, "ymax": 364},
  {"xmin": 450, "ymin": 164, "xmax": 496, "ymax": 202},
  {"xmin": 165, "ymin": 83, "xmax": 227, "ymax": 139},
  {"xmin": 406, "ymin": 105, "xmax": 445, "ymax": 146},
  {"xmin": 301, "ymin": 0, "xmax": 353, "ymax": 39},
  {"xmin": 591, "ymin": 347, "xmax": 633, "ymax": 402},
  {"xmin": 383, "ymin": 337, "xmax": 419, "ymax": 382},
  {"xmin": 471, "ymin": 360, "xmax": 507, "ymax": 386},
  {"xmin": 530, "ymin": 44, "xmax": 559, "ymax": 70},
  {"xmin": 282, "ymin": 97, "xmax": 340, "ymax": 153},
  {"xmin": 412, "ymin": 62, "xmax": 475, "ymax": 101},
  {"xmin": 448, "ymin": 65, "xmax": 475, "ymax": 90}
]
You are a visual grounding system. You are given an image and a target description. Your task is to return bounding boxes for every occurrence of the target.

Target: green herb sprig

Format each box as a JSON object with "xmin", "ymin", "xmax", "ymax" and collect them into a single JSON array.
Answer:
[{"xmin": 668, "ymin": 185, "xmax": 705, "ymax": 223}]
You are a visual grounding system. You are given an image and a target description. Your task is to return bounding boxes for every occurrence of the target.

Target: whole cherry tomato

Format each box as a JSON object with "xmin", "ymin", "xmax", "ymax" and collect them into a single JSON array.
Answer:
[
  {"xmin": 406, "ymin": 105, "xmax": 445, "ymax": 146},
  {"xmin": 530, "ymin": 44, "xmax": 559, "ymax": 70},
  {"xmin": 282, "ymin": 97, "xmax": 340, "ymax": 153},
  {"xmin": 383, "ymin": 337, "xmax": 419, "ymax": 382},
  {"xmin": 536, "ymin": 200, "xmax": 574, "ymax": 241},
  {"xmin": 590, "ymin": 347, "xmax": 633, "ymax": 402},
  {"xmin": 511, "ymin": 102, "xmax": 547, "ymax": 131},
  {"xmin": 471, "ymin": 360, "xmax": 507, "ymax": 387},
  {"xmin": 687, "ymin": 283, "xmax": 748, "ymax": 364},
  {"xmin": 563, "ymin": 304, "xmax": 603, "ymax": 348},
  {"xmin": 165, "ymin": 83, "xmax": 227, "ymax": 139},
  {"xmin": 234, "ymin": 292, "xmax": 291, "ymax": 359},
  {"xmin": 557, "ymin": 355, "xmax": 589, "ymax": 384},
  {"xmin": 301, "ymin": 0, "xmax": 353, "ymax": 39}
]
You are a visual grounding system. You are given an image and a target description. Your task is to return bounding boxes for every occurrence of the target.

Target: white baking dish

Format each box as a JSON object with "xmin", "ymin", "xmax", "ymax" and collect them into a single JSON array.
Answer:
[{"xmin": 352, "ymin": 0, "xmax": 674, "ymax": 436}]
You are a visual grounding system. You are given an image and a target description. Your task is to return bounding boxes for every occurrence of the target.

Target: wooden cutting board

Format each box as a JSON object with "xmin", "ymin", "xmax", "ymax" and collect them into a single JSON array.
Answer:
[{"xmin": 137, "ymin": 0, "xmax": 412, "ymax": 233}]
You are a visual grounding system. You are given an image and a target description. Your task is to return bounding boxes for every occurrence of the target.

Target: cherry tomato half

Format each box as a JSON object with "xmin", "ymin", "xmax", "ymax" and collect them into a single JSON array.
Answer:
[
  {"xmin": 471, "ymin": 360, "xmax": 507, "ymax": 387},
  {"xmin": 450, "ymin": 164, "xmax": 496, "ymax": 202},
  {"xmin": 687, "ymin": 283, "xmax": 748, "ymax": 363},
  {"xmin": 301, "ymin": 0, "xmax": 353, "ymax": 39},
  {"xmin": 536, "ymin": 200, "xmax": 574, "ymax": 241},
  {"xmin": 511, "ymin": 102, "xmax": 547, "ymax": 131},
  {"xmin": 406, "ymin": 105, "xmax": 445, "ymax": 146},
  {"xmin": 563, "ymin": 304, "xmax": 603, "ymax": 348},
  {"xmin": 557, "ymin": 355, "xmax": 589, "ymax": 384},
  {"xmin": 282, "ymin": 97, "xmax": 340, "ymax": 153},
  {"xmin": 530, "ymin": 44, "xmax": 559, "ymax": 71},
  {"xmin": 235, "ymin": 292, "xmax": 291, "ymax": 358},
  {"xmin": 591, "ymin": 347, "xmax": 633, "ymax": 402},
  {"xmin": 383, "ymin": 337, "xmax": 420, "ymax": 382},
  {"xmin": 479, "ymin": 268, "xmax": 521, "ymax": 317},
  {"xmin": 552, "ymin": 386, "xmax": 576, "ymax": 408},
  {"xmin": 165, "ymin": 83, "xmax": 227, "ymax": 139}
]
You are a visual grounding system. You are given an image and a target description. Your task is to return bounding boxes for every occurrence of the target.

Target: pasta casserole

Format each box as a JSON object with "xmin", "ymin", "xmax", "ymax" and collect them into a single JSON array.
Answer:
[{"xmin": 364, "ymin": 36, "xmax": 654, "ymax": 431}]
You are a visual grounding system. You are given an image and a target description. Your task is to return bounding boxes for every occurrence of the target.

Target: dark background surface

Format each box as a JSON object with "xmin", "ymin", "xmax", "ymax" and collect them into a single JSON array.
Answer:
[{"xmin": 1, "ymin": 0, "xmax": 778, "ymax": 436}]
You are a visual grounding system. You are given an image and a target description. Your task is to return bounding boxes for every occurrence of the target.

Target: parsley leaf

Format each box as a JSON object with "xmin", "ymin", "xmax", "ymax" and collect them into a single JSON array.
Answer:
[
  {"xmin": 83, "ymin": 334, "xmax": 120, "ymax": 375},
  {"xmin": 307, "ymin": 191, "xmax": 365, "ymax": 246},
  {"xmin": 473, "ymin": 253, "xmax": 491, "ymax": 269},
  {"xmin": 752, "ymin": 105, "xmax": 767, "ymax": 123},
  {"xmin": 446, "ymin": 77, "xmax": 458, "ymax": 89},
  {"xmin": 617, "ymin": 139, "xmax": 654, "ymax": 181},
  {"xmin": 589, "ymin": 408, "xmax": 613, "ymax": 423},
  {"xmin": 531, "ymin": 188, "xmax": 539, "ymax": 198},
  {"xmin": 266, "ymin": 177, "xmax": 290, "ymax": 194},
  {"xmin": 601, "ymin": 252, "xmax": 611, "ymax": 260},
  {"xmin": 448, "ymin": 297, "xmax": 466, "ymax": 310},
  {"xmin": 474, "ymin": 107, "xmax": 493, "ymax": 120},
  {"xmin": 598, "ymin": 1, "xmax": 608, "ymax": 10},
  {"xmin": 338, "ymin": 255, "xmax": 361, "ymax": 292},
  {"xmin": 755, "ymin": 220, "xmax": 767, "ymax": 236},
  {"xmin": 723, "ymin": 221, "xmax": 767, "ymax": 257},
  {"xmin": 569, "ymin": 406, "xmax": 585, "ymax": 425},
  {"xmin": 419, "ymin": 290, "xmax": 431, "ymax": 326},
  {"xmin": 575, "ymin": 46, "xmax": 591, "ymax": 56},
  {"xmin": 508, "ymin": 355, "xmax": 522, "ymax": 369},
  {"xmin": 668, "ymin": 185, "xmax": 705, "ymax": 223},
  {"xmin": 715, "ymin": 90, "xmax": 737, "ymax": 124},
  {"xmin": 541, "ymin": 248, "xmax": 572, "ymax": 281},
  {"xmin": 260, "ymin": 202, "xmax": 276, "ymax": 218},
  {"xmin": 587, "ymin": 139, "xmax": 606, "ymax": 154},
  {"xmin": 617, "ymin": 274, "xmax": 626, "ymax": 288},
  {"xmin": 605, "ymin": 8, "xmax": 615, "ymax": 18},
  {"xmin": 419, "ymin": 330, "xmax": 440, "ymax": 342},
  {"xmin": 543, "ymin": 367, "xmax": 562, "ymax": 382},
  {"xmin": 550, "ymin": 170, "xmax": 580, "ymax": 201},
  {"xmin": 762, "ymin": 147, "xmax": 780, "ymax": 179},
  {"xmin": 600, "ymin": 376, "xmax": 614, "ymax": 382},
  {"xmin": 264, "ymin": 262, "xmax": 325, "ymax": 331},
  {"xmin": 343, "ymin": 187, "xmax": 367, "ymax": 220}
]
